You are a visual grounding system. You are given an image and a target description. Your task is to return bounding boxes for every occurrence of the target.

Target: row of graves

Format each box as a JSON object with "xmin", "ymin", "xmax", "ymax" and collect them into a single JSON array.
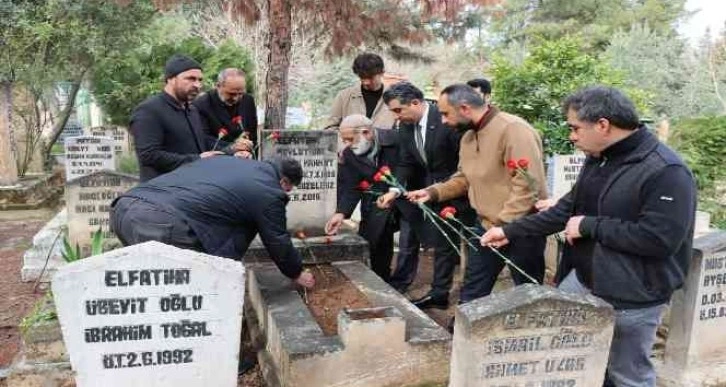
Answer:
[{"xmin": 6, "ymin": 129, "xmax": 726, "ymax": 386}]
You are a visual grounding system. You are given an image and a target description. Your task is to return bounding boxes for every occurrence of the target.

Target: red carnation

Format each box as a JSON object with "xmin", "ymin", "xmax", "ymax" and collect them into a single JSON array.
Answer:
[
  {"xmin": 218, "ymin": 128, "xmax": 229, "ymax": 138},
  {"xmin": 357, "ymin": 180, "xmax": 372, "ymax": 191},
  {"xmin": 373, "ymin": 172, "xmax": 384, "ymax": 182},
  {"xmin": 517, "ymin": 158, "xmax": 529, "ymax": 169},
  {"xmin": 379, "ymin": 165, "xmax": 392, "ymax": 175},
  {"xmin": 439, "ymin": 206, "xmax": 457, "ymax": 219},
  {"xmin": 231, "ymin": 115, "xmax": 242, "ymax": 125},
  {"xmin": 506, "ymin": 159, "xmax": 518, "ymax": 170},
  {"xmin": 271, "ymin": 130, "xmax": 281, "ymax": 140}
]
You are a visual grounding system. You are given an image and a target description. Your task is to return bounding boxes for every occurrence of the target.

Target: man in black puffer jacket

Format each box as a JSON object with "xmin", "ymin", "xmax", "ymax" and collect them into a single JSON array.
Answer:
[{"xmin": 482, "ymin": 86, "xmax": 697, "ymax": 387}]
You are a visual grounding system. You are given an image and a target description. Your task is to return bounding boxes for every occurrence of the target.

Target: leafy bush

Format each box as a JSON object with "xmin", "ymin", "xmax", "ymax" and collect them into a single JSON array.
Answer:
[
  {"xmin": 670, "ymin": 116, "xmax": 726, "ymax": 190},
  {"xmin": 61, "ymin": 228, "xmax": 104, "ymax": 262},
  {"xmin": 118, "ymin": 154, "xmax": 140, "ymax": 176},
  {"xmin": 492, "ymin": 36, "xmax": 652, "ymax": 155}
]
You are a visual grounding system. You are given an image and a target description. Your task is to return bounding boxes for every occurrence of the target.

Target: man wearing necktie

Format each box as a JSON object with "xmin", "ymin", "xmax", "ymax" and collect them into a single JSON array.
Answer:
[{"xmin": 378, "ymin": 82, "xmax": 475, "ymax": 309}]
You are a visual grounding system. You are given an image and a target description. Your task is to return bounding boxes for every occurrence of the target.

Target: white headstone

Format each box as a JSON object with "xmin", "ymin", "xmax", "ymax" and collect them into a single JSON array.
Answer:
[
  {"xmin": 260, "ymin": 130, "xmax": 337, "ymax": 236},
  {"xmin": 547, "ymin": 153, "xmax": 586, "ymax": 200},
  {"xmin": 661, "ymin": 231, "xmax": 726, "ymax": 386},
  {"xmin": 450, "ymin": 284, "xmax": 615, "ymax": 387},
  {"xmin": 64, "ymin": 136, "xmax": 116, "ymax": 182},
  {"xmin": 52, "ymin": 241, "xmax": 245, "ymax": 387},
  {"xmin": 85, "ymin": 126, "xmax": 132, "ymax": 156},
  {"xmin": 66, "ymin": 171, "xmax": 138, "ymax": 256}
]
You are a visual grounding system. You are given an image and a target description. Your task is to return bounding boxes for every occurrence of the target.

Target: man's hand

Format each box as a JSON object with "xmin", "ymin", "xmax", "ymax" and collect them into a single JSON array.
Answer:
[
  {"xmin": 406, "ymin": 189, "xmax": 431, "ymax": 204},
  {"xmin": 200, "ymin": 151, "xmax": 224, "ymax": 158},
  {"xmin": 535, "ymin": 198, "xmax": 556, "ymax": 212},
  {"xmin": 234, "ymin": 151, "xmax": 253, "ymax": 159},
  {"xmin": 481, "ymin": 227, "xmax": 510, "ymax": 248},
  {"xmin": 233, "ymin": 138, "xmax": 254, "ymax": 152},
  {"xmin": 376, "ymin": 192, "xmax": 397, "ymax": 209},
  {"xmin": 295, "ymin": 270, "xmax": 315, "ymax": 288},
  {"xmin": 564, "ymin": 215, "xmax": 585, "ymax": 245},
  {"xmin": 325, "ymin": 213, "xmax": 346, "ymax": 235}
]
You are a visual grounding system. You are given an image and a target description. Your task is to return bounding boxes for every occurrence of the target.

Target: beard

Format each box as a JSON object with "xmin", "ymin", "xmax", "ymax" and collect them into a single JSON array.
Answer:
[
  {"xmin": 351, "ymin": 137, "xmax": 372, "ymax": 156},
  {"xmin": 450, "ymin": 120, "xmax": 475, "ymax": 133},
  {"xmin": 176, "ymin": 86, "xmax": 199, "ymax": 103}
]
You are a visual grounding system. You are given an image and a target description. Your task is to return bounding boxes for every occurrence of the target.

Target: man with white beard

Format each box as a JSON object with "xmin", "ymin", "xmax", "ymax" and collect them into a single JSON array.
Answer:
[{"xmin": 325, "ymin": 114, "xmax": 421, "ymax": 283}]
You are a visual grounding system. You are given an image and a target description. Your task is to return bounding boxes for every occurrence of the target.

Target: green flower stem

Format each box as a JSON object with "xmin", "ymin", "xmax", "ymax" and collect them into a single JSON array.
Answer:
[
  {"xmin": 448, "ymin": 215, "xmax": 539, "ymax": 285},
  {"xmin": 422, "ymin": 209, "xmax": 462, "ymax": 254},
  {"xmin": 487, "ymin": 245, "xmax": 540, "ymax": 284}
]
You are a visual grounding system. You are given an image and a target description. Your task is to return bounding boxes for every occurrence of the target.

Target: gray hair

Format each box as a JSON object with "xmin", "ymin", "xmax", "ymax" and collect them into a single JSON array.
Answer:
[
  {"xmin": 340, "ymin": 114, "xmax": 372, "ymax": 129},
  {"xmin": 216, "ymin": 68, "xmax": 246, "ymax": 84},
  {"xmin": 440, "ymin": 84, "xmax": 485, "ymax": 108},
  {"xmin": 562, "ymin": 86, "xmax": 640, "ymax": 130}
]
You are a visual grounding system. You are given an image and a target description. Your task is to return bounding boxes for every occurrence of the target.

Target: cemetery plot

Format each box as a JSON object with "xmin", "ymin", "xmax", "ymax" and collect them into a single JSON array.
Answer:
[{"xmin": 247, "ymin": 261, "xmax": 451, "ymax": 387}]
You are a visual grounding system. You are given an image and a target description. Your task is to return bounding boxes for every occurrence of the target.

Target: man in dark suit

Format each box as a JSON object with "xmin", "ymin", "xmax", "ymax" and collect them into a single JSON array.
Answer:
[
  {"xmin": 131, "ymin": 55, "xmax": 243, "ymax": 182},
  {"xmin": 193, "ymin": 68, "xmax": 259, "ymax": 152},
  {"xmin": 379, "ymin": 82, "xmax": 474, "ymax": 309},
  {"xmin": 110, "ymin": 156, "xmax": 315, "ymax": 288},
  {"xmin": 325, "ymin": 114, "xmax": 422, "ymax": 283}
]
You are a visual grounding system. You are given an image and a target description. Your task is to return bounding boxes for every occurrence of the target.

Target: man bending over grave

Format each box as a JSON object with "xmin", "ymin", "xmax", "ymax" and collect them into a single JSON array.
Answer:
[
  {"xmin": 325, "ymin": 114, "xmax": 421, "ymax": 283},
  {"xmin": 482, "ymin": 86, "xmax": 697, "ymax": 387},
  {"xmin": 110, "ymin": 155, "xmax": 315, "ymax": 289}
]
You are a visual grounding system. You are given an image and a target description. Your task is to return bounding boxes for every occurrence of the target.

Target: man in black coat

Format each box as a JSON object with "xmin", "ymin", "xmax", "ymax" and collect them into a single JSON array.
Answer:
[
  {"xmin": 110, "ymin": 156, "xmax": 315, "ymax": 288},
  {"xmin": 482, "ymin": 86, "xmax": 697, "ymax": 386},
  {"xmin": 130, "ymin": 55, "xmax": 243, "ymax": 182},
  {"xmin": 379, "ymin": 82, "xmax": 475, "ymax": 308},
  {"xmin": 193, "ymin": 68, "xmax": 259, "ymax": 151},
  {"xmin": 325, "ymin": 114, "xmax": 422, "ymax": 283}
]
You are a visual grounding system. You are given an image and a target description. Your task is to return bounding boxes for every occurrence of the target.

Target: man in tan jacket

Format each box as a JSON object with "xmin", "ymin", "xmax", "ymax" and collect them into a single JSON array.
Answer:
[
  {"xmin": 324, "ymin": 53, "xmax": 397, "ymax": 130},
  {"xmin": 408, "ymin": 83, "xmax": 547, "ymax": 306}
]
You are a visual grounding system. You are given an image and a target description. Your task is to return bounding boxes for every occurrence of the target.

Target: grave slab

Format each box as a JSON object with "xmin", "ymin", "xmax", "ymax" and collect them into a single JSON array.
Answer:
[
  {"xmin": 546, "ymin": 153, "xmax": 585, "ymax": 201},
  {"xmin": 51, "ymin": 241, "xmax": 245, "ymax": 387},
  {"xmin": 21, "ymin": 208, "xmax": 67, "ymax": 283},
  {"xmin": 659, "ymin": 231, "xmax": 726, "ymax": 387},
  {"xmin": 66, "ymin": 171, "xmax": 137, "ymax": 257},
  {"xmin": 247, "ymin": 261, "xmax": 451, "ymax": 387},
  {"xmin": 260, "ymin": 130, "xmax": 337, "ymax": 236},
  {"xmin": 243, "ymin": 232, "xmax": 369, "ymax": 266},
  {"xmin": 450, "ymin": 284, "xmax": 615, "ymax": 387},
  {"xmin": 64, "ymin": 136, "xmax": 116, "ymax": 182}
]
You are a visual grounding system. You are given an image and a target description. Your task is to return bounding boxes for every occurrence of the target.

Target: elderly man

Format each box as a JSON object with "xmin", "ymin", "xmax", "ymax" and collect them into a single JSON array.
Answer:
[
  {"xmin": 131, "ymin": 55, "xmax": 232, "ymax": 182},
  {"xmin": 324, "ymin": 53, "xmax": 397, "ymax": 130},
  {"xmin": 482, "ymin": 86, "xmax": 697, "ymax": 387},
  {"xmin": 325, "ymin": 114, "xmax": 420, "ymax": 283},
  {"xmin": 408, "ymin": 84, "xmax": 547, "ymax": 307},
  {"xmin": 193, "ymin": 68, "xmax": 258, "ymax": 149}
]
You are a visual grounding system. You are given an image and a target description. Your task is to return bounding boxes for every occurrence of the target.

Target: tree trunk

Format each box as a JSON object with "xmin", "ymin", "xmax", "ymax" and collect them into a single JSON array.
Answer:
[
  {"xmin": 0, "ymin": 81, "xmax": 19, "ymax": 185},
  {"xmin": 264, "ymin": 0, "xmax": 291, "ymax": 129},
  {"xmin": 43, "ymin": 75, "xmax": 84, "ymax": 160}
]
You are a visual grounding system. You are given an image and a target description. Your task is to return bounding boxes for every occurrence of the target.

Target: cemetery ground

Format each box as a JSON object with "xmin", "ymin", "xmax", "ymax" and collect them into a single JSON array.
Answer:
[{"xmin": 0, "ymin": 208, "xmax": 57, "ymax": 373}]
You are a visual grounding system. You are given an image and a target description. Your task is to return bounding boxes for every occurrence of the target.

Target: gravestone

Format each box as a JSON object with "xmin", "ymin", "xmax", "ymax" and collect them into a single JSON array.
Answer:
[
  {"xmin": 546, "ymin": 153, "xmax": 586, "ymax": 200},
  {"xmin": 57, "ymin": 121, "xmax": 85, "ymax": 144},
  {"xmin": 660, "ymin": 231, "xmax": 726, "ymax": 386},
  {"xmin": 66, "ymin": 171, "xmax": 137, "ymax": 256},
  {"xmin": 64, "ymin": 136, "xmax": 116, "ymax": 182},
  {"xmin": 52, "ymin": 241, "xmax": 245, "ymax": 387},
  {"xmin": 450, "ymin": 284, "xmax": 615, "ymax": 387},
  {"xmin": 260, "ymin": 130, "xmax": 337, "ymax": 236},
  {"xmin": 85, "ymin": 126, "xmax": 132, "ymax": 156}
]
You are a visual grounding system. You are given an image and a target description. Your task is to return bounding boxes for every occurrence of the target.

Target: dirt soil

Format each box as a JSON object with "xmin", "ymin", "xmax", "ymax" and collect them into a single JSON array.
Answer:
[
  {"xmin": 0, "ymin": 208, "xmax": 57, "ymax": 369},
  {"xmin": 299, "ymin": 264, "xmax": 373, "ymax": 336}
]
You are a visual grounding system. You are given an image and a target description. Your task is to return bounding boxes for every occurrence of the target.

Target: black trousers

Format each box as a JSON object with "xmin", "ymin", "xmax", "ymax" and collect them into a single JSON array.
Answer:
[
  {"xmin": 459, "ymin": 224, "xmax": 546, "ymax": 303},
  {"xmin": 110, "ymin": 197, "xmax": 203, "ymax": 251}
]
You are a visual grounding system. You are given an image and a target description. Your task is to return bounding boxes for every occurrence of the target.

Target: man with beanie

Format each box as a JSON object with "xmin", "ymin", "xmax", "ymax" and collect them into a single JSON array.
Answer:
[{"xmin": 131, "ymin": 54, "xmax": 242, "ymax": 181}]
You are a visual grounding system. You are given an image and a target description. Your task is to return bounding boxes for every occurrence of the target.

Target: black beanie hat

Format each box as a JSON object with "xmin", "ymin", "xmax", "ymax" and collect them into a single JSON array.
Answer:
[{"xmin": 164, "ymin": 54, "xmax": 202, "ymax": 80}]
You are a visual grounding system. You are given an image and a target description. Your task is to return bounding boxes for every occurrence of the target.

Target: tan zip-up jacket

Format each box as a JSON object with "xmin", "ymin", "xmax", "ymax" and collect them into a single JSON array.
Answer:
[
  {"xmin": 324, "ymin": 84, "xmax": 397, "ymax": 130},
  {"xmin": 427, "ymin": 106, "xmax": 548, "ymax": 228}
]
